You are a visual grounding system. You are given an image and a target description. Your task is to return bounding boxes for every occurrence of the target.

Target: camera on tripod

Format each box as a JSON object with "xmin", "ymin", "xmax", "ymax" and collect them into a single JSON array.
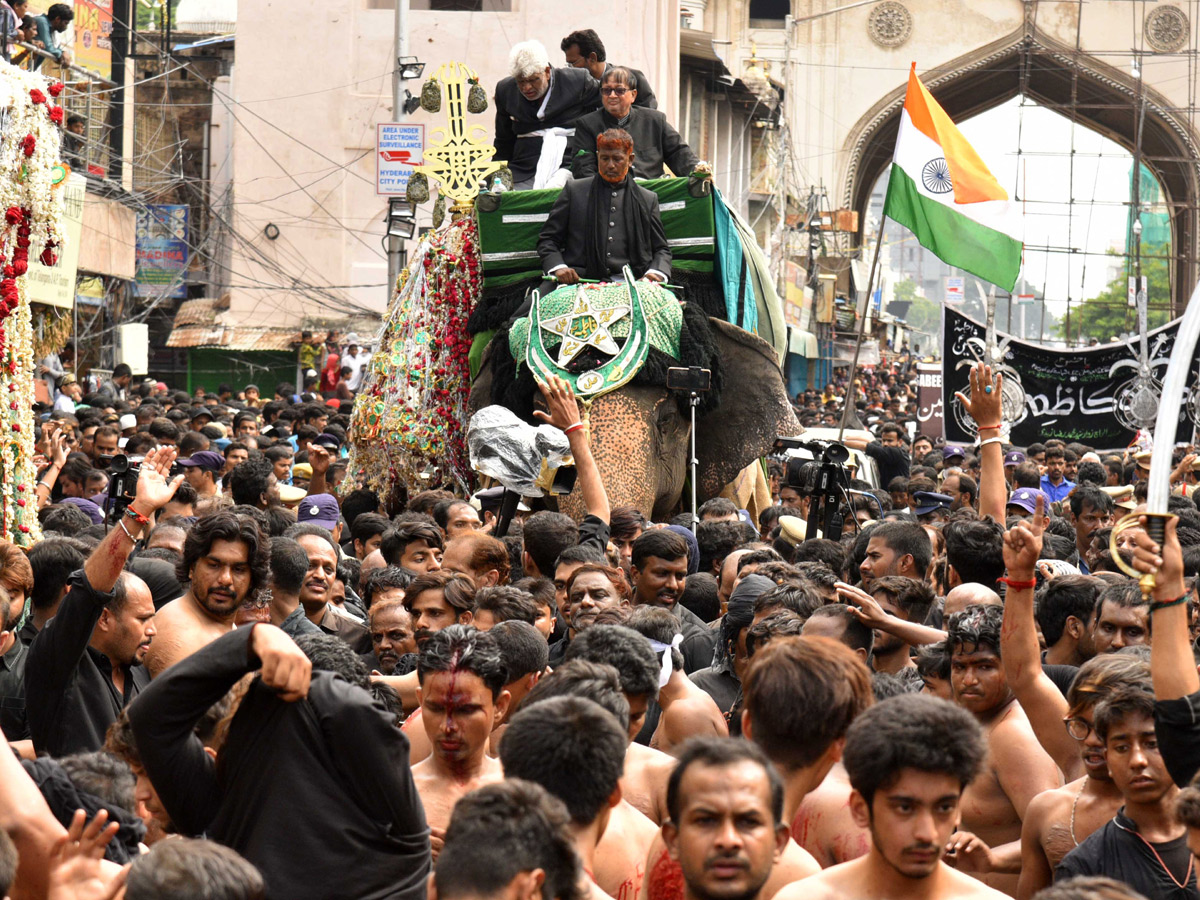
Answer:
[{"xmin": 774, "ymin": 436, "xmax": 854, "ymax": 540}]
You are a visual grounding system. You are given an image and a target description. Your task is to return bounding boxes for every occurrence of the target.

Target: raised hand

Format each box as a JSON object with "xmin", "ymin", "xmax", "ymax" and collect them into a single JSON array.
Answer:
[
  {"xmin": 50, "ymin": 426, "xmax": 70, "ymax": 468},
  {"xmin": 251, "ymin": 624, "xmax": 312, "ymax": 702},
  {"xmin": 836, "ymin": 581, "xmax": 889, "ymax": 628},
  {"xmin": 533, "ymin": 376, "xmax": 583, "ymax": 433},
  {"xmin": 1129, "ymin": 514, "xmax": 1186, "ymax": 600},
  {"xmin": 133, "ymin": 446, "xmax": 184, "ymax": 513},
  {"xmin": 1002, "ymin": 493, "xmax": 1046, "ymax": 577},
  {"xmin": 953, "ymin": 361, "xmax": 1002, "ymax": 429},
  {"xmin": 47, "ymin": 809, "xmax": 128, "ymax": 900},
  {"xmin": 308, "ymin": 445, "xmax": 332, "ymax": 476}
]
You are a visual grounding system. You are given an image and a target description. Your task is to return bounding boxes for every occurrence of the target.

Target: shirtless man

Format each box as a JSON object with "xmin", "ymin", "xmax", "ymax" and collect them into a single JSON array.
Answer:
[
  {"xmin": 516, "ymin": 659, "xmax": 659, "ymax": 900},
  {"xmin": 791, "ymin": 762, "xmax": 871, "ymax": 869},
  {"xmin": 566, "ymin": 623, "xmax": 676, "ymax": 825},
  {"xmin": 775, "ymin": 693, "xmax": 1008, "ymax": 900},
  {"xmin": 663, "ymin": 739, "xmax": 790, "ymax": 900},
  {"xmin": 500, "ymin": 694, "xmax": 630, "ymax": 900},
  {"xmin": 997, "ymin": 504, "xmax": 1130, "ymax": 897},
  {"xmin": 627, "ymin": 607, "xmax": 727, "ymax": 754},
  {"xmin": 411, "ymin": 626, "xmax": 509, "ymax": 860},
  {"xmin": 640, "ymin": 636, "xmax": 873, "ymax": 900},
  {"xmin": 944, "ymin": 604, "xmax": 1062, "ymax": 895},
  {"xmin": 144, "ymin": 510, "xmax": 267, "ymax": 677}
]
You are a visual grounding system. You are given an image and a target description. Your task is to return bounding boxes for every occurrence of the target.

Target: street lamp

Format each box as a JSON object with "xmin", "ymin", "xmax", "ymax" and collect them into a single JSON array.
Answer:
[
  {"xmin": 386, "ymin": 198, "xmax": 417, "ymax": 240},
  {"xmin": 398, "ymin": 56, "xmax": 425, "ymax": 80}
]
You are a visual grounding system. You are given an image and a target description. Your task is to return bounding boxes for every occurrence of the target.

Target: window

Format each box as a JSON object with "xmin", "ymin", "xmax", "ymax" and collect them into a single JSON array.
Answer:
[{"xmin": 749, "ymin": 0, "xmax": 789, "ymax": 27}]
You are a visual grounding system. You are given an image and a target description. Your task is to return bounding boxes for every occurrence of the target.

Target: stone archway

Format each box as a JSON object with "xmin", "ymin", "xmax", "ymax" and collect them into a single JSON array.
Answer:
[{"xmin": 840, "ymin": 28, "xmax": 1200, "ymax": 309}]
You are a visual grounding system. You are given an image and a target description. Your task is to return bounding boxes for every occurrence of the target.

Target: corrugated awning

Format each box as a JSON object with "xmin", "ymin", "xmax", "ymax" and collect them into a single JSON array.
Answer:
[
  {"xmin": 680, "ymin": 30, "xmax": 723, "ymax": 64},
  {"xmin": 166, "ymin": 297, "xmax": 300, "ymax": 351}
]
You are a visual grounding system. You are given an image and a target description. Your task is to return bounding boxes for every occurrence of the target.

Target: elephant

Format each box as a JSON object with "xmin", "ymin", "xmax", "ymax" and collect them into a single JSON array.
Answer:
[{"xmin": 469, "ymin": 310, "xmax": 801, "ymax": 521}]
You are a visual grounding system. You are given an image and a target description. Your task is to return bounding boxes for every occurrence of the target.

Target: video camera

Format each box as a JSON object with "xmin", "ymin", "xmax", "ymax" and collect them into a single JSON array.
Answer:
[
  {"xmin": 774, "ymin": 436, "xmax": 854, "ymax": 541},
  {"xmin": 102, "ymin": 455, "xmax": 184, "ymax": 526}
]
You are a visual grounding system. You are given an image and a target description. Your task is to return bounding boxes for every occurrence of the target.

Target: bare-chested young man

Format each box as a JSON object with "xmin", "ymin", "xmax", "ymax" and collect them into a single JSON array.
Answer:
[
  {"xmin": 627, "ymin": 607, "xmax": 727, "ymax": 755},
  {"xmin": 500, "ymin": 693, "xmax": 632, "ymax": 900},
  {"xmin": 566, "ymin": 623, "xmax": 677, "ymax": 825},
  {"xmin": 997, "ymin": 490, "xmax": 1133, "ymax": 898},
  {"xmin": 411, "ymin": 625, "xmax": 509, "ymax": 860},
  {"xmin": 943, "ymin": 604, "xmax": 1062, "ymax": 895},
  {"xmin": 775, "ymin": 693, "xmax": 1008, "ymax": 900},
  {"xmin": 514, "ymin": 659, "xmax": 659, "ymax": 900},
  {"xmin": 144, "ymin": 510, "xmax": 268, "ymax": 677},
  {"xmin": 640, "ymin": 636, "xmax": 874, "ymax": 900}
]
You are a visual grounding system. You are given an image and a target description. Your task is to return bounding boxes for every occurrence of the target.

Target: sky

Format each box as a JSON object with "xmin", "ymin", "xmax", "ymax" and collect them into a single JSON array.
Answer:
[{"xmin": 874, "ymin": 95, "xmax": 1160, "ymax": 310}]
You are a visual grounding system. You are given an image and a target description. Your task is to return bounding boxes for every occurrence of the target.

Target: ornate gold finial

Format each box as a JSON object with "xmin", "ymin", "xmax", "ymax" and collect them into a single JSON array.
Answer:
[
  {"xmin": 745, "ymin": 43, "xmax": 766, "ymax": 81},
  {"xmin": 413, "ymin": 62, "xmax": 506, "ymax": 213}
]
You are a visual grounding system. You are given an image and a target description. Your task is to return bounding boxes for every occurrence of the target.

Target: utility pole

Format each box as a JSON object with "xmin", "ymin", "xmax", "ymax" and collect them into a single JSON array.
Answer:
[
  {"xmin": 386, "ymin": 0, "xmax": 410, "ymax": 306},
  {"xmin": 774, "ymin": 15, "xmax": 793, "ymax": 300}
]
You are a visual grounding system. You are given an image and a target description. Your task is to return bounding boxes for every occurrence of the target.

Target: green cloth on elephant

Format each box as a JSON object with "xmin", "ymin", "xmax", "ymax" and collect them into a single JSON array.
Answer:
[
  {"xmin": 724, "ymin": 196, "xmax": 787, "ymax": 364},
  {"xmin": 485, "ymin": 298, "xmax": 724, "ymax": 422},
  {"xmin": 469, "ymin": 329, "xmax": 495, "ymax": 381},
  {"xmin": 509, "ymin": 280, "xmax": 683, "ymax": 397},
  {"xmin": 713, "ymin": 186, "xmax": 759, "ymax": 335}
]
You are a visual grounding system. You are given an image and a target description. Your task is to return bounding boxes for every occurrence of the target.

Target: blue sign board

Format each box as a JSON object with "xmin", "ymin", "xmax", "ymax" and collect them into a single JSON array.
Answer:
[{"xmin": 134, "ymin": 205, "xmax": 189, "ymax": 299}]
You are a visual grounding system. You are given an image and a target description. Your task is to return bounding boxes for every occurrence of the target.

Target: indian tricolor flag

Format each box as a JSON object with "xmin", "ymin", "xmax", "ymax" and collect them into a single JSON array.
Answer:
[{"xmin": 884, "ymin": 64, "xmax": 1023, "ymax": 291}]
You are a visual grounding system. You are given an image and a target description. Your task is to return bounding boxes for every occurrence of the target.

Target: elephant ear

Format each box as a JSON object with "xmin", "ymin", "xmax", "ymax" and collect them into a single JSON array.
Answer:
[{"xmin": 695, "ymin": 318, "xmax": 801, "ymax": 499}]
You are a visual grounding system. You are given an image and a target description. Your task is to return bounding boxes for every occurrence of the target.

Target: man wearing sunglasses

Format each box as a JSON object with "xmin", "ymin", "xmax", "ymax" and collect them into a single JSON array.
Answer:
[{"xmin": 569, "ymin": 67, "xmax": 704, "ymax": 182}]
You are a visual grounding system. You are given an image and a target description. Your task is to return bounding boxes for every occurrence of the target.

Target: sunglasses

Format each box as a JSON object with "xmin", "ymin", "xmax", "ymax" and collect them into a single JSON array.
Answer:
[{"xmin": 601, "ymin": 87, "xmax": 630, "ymax": 96}]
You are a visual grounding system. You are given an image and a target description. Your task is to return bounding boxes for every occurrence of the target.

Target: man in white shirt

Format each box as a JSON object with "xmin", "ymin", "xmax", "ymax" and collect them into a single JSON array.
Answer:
[{"xmin": 343, "ymin": 333, "xmax": 371, "ymax": 392}]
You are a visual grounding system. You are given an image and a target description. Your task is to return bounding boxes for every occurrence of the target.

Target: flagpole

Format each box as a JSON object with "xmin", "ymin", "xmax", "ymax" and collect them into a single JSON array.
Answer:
[{"xmin": 838, "ymin": 215, "xmax": 888, "ymax": 442}]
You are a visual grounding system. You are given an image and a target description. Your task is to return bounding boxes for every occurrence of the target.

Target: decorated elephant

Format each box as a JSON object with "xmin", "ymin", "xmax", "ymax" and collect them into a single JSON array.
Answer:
[{"xmin": 469, "ymin": 274, "xmax": 800, "ymax": 520}]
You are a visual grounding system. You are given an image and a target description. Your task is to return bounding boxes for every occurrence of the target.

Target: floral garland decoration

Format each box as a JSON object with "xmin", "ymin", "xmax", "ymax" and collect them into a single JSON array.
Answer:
[
  {"xmin": 348, "ymin": 214, "xmax": 482, "ymax": 497},
  {"xmin": 0, "ymin": 62, "xmax": 66, "ymax": 546}
]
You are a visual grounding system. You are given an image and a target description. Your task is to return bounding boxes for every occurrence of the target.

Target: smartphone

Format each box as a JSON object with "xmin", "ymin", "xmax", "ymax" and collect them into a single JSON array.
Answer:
[{"xmin": 666, "ymin": 366, "xmax": 712, "ymax": 393}]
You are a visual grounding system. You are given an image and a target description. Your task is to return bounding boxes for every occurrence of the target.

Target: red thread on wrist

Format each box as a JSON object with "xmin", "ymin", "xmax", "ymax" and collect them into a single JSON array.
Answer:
[{"xmin": 998, "ymin": 576, "xmax": 1036, "ymax": 591}]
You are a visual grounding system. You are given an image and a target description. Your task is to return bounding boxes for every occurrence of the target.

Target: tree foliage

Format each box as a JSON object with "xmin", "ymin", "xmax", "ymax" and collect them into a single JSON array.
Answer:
[{"xmin": 1061, "ymin": 243, "xmax": 1171, "ymax": 344}]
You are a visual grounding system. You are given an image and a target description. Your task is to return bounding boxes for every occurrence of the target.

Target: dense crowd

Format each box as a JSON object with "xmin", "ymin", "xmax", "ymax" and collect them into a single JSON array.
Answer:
[{"xmin": 0, "ymin": 349, "xmax": 1198, "ymax": 900}]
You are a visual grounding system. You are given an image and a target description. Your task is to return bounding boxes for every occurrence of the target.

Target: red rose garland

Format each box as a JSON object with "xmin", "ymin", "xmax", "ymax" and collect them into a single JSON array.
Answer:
[{"xmin": 349, "ymin": 215, "xmax": 483, "ymax": 494}]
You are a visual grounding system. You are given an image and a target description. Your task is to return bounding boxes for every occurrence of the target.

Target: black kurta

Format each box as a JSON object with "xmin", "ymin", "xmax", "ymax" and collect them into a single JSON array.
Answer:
[
  {"xmin": 127, "ymin": 626, "xmax": 430, "ymax": 900},
  {"xmin": 1056, "ymin": 810, "xmax": 1197, "ymax": 899},
  {"xmin": 494, "ymin": 67, "xmax": 600, "ymax": 183},
  {"xmin": 26, "ymin": 569, "xmax": 150, "ymax": 756},
  {"xmin": 537, "ymin": 175, "xmax": 671, "ymax": 281},
  {"xmin": 570, "ymin": 106, "xmax": 699, "ymax": 180}
]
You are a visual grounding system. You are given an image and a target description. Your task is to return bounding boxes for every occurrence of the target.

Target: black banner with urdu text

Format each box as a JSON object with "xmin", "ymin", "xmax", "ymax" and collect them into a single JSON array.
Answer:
[{"xmin": 942, "ymin": 308, "xmax": 1195, "ymax": 449}]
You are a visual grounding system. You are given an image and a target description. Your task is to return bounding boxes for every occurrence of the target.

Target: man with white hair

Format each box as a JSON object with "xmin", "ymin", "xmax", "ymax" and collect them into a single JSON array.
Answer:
[{"xmin": 494, "ymin": 39, "xmax": 599, "ymax": 190}]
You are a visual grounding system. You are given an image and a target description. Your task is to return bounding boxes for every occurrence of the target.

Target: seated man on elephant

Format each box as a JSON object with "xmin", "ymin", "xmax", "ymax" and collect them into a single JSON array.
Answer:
[{"xmin": 536, "ymin": 127, "xmax": 671, "ymax": 288}]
